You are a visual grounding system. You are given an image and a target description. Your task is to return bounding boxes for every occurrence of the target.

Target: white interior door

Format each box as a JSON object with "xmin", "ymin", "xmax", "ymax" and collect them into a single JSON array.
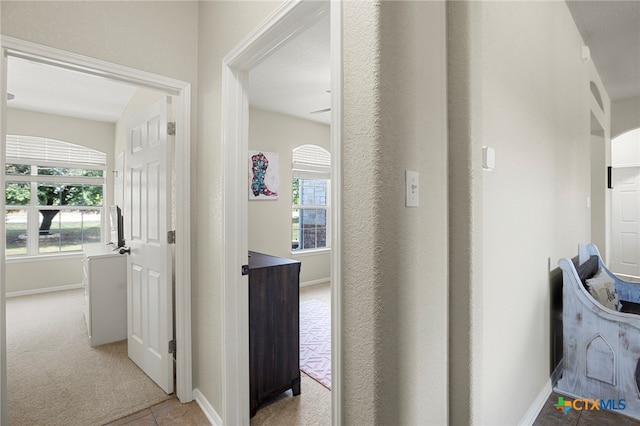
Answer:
[
  {"xmin": 611, "ymin": 166, "xmax": 640, "ymax": 277},
  {"xmin": 125, "ymin": 96, "xmax": 174, "ymax": 394}
]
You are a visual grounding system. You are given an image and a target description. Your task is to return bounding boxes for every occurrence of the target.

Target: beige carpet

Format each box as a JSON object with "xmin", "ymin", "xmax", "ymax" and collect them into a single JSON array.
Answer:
[{"xmin": 7, "ymin": 289, "xmax": 171, "ymax": 426}]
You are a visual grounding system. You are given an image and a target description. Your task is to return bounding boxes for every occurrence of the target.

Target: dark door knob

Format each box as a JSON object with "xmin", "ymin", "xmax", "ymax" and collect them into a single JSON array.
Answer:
[{"xmin": 119, "ymin": 247, "xmax": 131, "ymax": 255}]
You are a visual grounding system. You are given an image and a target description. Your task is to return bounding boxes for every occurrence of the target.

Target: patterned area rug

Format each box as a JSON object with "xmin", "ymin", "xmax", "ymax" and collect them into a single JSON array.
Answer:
[{"xmin": 300, "ymin": 299, "xmax": 332, "ymax": 389}]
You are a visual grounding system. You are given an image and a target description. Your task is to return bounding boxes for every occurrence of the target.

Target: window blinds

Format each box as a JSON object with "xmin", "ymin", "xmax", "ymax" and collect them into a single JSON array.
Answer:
[
  {"xmin": 292, "ymin": 144, "xmax": 331, "ymax": 179},
  {"xmin": 6, "ymin": 135, "xmax": 107, "ymax": 167}
]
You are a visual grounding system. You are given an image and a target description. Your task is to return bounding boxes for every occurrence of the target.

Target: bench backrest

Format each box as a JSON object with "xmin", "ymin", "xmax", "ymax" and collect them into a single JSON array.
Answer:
[{"xmin": 572, "ymin": 255, "xmax": 599, "ymax": 285}]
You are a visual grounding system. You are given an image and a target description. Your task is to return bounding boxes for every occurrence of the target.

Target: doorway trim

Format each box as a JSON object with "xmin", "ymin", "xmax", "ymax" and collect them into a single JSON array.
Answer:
[
  {"xmin": 0, "ymin": 36, "xmax": 193, "ymax": 423},
  {"xmin": 221, "ymin": 1, "xmax": 342, "ymax": 424}
]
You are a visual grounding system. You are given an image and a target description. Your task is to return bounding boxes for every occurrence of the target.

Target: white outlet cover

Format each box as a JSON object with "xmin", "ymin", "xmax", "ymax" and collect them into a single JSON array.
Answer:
[{"xmin": 406, "ymin": 170, "xmax": 419, "ymax": 207}]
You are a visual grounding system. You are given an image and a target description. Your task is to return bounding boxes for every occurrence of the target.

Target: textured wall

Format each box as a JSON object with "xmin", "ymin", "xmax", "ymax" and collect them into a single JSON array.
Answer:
[
  {"xmin": 195, "ymin": 0, "xmax": 282, "ymax": 414},
  {"xmin": 342, "ymin": 2, "xmax": 383, "ymax": 423},
  {"xmin": 1, "ymin": 1, "xmax": 198, "ymax": 82},
  {"xmin": 447, "ymin": 1, "xmax": 485, "ymax": 424},
  {"xmin": 343, "ymin": 1, "xmax": 448, "ymax": 424}
]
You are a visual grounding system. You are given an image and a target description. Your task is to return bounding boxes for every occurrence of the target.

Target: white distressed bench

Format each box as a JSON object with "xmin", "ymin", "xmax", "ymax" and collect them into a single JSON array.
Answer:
[{"xmin": 555, "ymin": 243, "xmax": 640, "ymax": 419}]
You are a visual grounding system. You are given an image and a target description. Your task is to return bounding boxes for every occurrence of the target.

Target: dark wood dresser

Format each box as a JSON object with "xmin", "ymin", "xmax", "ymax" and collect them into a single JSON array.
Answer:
[{"xmin": 248, "ymin": 251, "xmax": 301, "ymax": 417}]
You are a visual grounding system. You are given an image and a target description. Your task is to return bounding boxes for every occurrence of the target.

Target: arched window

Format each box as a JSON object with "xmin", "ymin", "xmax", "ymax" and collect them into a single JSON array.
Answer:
[
  {"xmin": 291, "ymin": 144, "xmax": 330, "ymax": 251},
  {"xmin": 5, "ymin": 135, "xmax": 107, "ymax": 256}
]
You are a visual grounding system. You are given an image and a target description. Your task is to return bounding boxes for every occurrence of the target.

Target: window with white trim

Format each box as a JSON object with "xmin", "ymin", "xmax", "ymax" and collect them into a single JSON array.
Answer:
[
  {"xmin": 5, "ymin": 135, "xmax": 107, "ymax": 256},
  {"xmin": 291, "ymin": 144, "xmax": 330, "ymax": 251}
]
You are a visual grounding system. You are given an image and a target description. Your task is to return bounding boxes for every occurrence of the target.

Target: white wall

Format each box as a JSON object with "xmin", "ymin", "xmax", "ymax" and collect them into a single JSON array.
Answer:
[
  {"xmin": 447, "ymin": 2, "xmax": 485, "ymax": 422},
  {"xmin": 591, "ymin": 132, "xmax": 608, "ymax": 259},
  {"xmin": 5, "ymin": 108, "xmax": 116, "ymax": 294},
  {"xmin": 612, "ymin": 128, "xmax": 640, "ymax": 167},
  {"xmin": 5, "ymin": 255, "xmax": 83, "ymax": 295},
  {"xmin": 196, "ymin": 0, "xmax": 282, "ymax": 413},
  {"xmin": 7, "ymin": 108, "xmax": 115, "ymax": 159},
  {"xmin": 248, "ymin": 107, "xmax": 330, "ymax": 285},
  {"xmin": 449, "ymin": 2, "xmax": 609, "ymax": 424},
  {"xmin": 612, "ymin": 96, "xmax": 640, "ymax": 139},
  {"xmin": 1, "ymin": 2, "xmax": 198, "ymax": 85},
  {"xmin": 343, "ymin": 1, "xmax": 448, "ymax": 423},
  {"xmin": 482, "ymin": 2, "xmax": 591, "ymax": 423}
]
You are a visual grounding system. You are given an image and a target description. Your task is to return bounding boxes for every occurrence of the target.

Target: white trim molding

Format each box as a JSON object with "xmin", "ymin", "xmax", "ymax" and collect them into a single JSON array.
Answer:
[
  {"xmin": 300, "ymin": 278, "xmax": 331, "ymax": 288},
  {"xmin": 330, "ymin": 2, "xmax": 343, "ymax": 424},
  {"xmin": 6, "ymin": 283, "xmax": 83, "ymax": 298},
  {"xmin": 0, "ymin": 37, "xmax": 193, "ymax": 422},
  {"xmin": 221, "ymin": 1, "xmax": 341, "ymax": 424},
  {"xmin": 290, "ymin": 247, "xmax": 331, "ymax": 257},
  {"xmin": 518, "ymin": 379, "xmax": 553, "ymax": 426},
  {"xmin": 194, "ymin": 388, "xmax": 223, "ymax": 426},
  {"xmin": 0, "ymin": 39, "xmax": 7, "ymax": 425},
  {"xmin": 5, "ymin": 252, "xmax": 84, "ymax": 264}
]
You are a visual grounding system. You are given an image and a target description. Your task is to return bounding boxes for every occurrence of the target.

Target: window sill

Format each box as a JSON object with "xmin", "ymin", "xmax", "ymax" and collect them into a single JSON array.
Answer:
[{"xmin": 290, "ymin": 248, "xmax": 331, "ymax": 257}]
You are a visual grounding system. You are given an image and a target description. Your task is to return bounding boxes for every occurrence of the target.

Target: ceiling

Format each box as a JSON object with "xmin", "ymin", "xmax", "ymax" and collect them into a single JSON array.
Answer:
[
  {"xmin": 7, "ymin": 56, "xmax": 137, "ymax": 122},
  {"xmin": 249, "ymin": 12, "xmax": 330, "ymax": 125},
  {"xmin": 5, "ymin": 12, "xmax": 330, "ymax": 126},
  {"xmin": 566, "ymin": 0, "xmax": 640, "ymax": 101},
  {"xmin": 5, "ymin": 3, "xmax": 638, "ymax": 122}
]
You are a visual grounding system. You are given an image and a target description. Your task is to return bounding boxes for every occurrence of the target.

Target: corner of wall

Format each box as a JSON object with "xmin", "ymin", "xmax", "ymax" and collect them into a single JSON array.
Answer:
[{"xmin": 446, "ymin": 1, "xmax": 485, "ymax": 424}]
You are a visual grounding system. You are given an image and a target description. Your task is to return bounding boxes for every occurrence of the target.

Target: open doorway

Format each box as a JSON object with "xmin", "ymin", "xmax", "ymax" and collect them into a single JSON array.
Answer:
[
  {"xmin": 220, "ymin": 1, "xmax": 342, "ymax": 424},
  {"xmin": 246, "ymin": 10, "xmax": 332, "ymax": 423},
  {"xmin": 0, "ymin": 38, "xmax": 192, "ymax": 424},
  {"xmin": 610, "ymin": 128, "xmax": 640, "ymax": 278}
]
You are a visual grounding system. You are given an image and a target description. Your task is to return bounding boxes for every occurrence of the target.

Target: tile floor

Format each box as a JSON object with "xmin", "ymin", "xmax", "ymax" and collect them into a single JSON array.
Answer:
[
  {"xmin": 534, "ymin": 392, "xmax": 640, "ymax": 425},
  {"xmin": 106, "ymin": 397, "xmax": 210, "ymax": 426}
]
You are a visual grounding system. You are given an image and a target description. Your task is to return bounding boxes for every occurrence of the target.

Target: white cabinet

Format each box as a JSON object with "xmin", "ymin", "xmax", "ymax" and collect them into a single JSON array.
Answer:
[{"xmin": 83, "ymin": 244, "xmax": 127, "ymax": 347}]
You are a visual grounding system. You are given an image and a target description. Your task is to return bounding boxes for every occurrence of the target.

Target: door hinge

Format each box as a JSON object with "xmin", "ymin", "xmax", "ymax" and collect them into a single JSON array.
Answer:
[
  {"xmin": 167, "ymin": 230, "xmax": 176, "ymax": 244},
  {"xmin": 167, "ymin": 122, "xmax": 176, "ymax": 136},
  {"xmin": 168, "ymin": 339, "xmax": 176, "ymax": 354}
]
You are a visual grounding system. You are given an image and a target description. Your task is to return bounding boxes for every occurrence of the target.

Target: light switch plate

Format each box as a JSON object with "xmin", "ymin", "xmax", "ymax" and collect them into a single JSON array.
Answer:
[{"xmin": 406, "ymin": 170, "xmax": 419, "ymax": 207}]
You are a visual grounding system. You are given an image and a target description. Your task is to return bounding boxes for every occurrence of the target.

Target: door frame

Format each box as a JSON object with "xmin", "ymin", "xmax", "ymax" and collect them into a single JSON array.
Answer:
[
  {"xmin": 0, "ymin": 36, "xmax": 193, "ymax": 423},
  {"xmin": 221, "ymin": 1, "xmax": 343, "ymax": 424}
]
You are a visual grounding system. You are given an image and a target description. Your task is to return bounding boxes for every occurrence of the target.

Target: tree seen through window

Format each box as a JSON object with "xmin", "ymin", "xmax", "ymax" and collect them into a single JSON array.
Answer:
[{"xmin": 5, "ymin": 136, "xmax": 106, "ymax": 256}]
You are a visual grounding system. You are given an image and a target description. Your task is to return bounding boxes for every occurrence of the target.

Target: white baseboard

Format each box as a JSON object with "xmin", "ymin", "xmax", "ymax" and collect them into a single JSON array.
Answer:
[
  {"xmin": 518, "ymin": 378, "xmax": 552, "ymax": 425},
  {"xmin": 300, "ymin": 278, "xmax": 330, "ymax": 288},
  {"xmin": 6, "ymin": 283, "xmax": 83, "ymax": 298},
  {"xmin": 193, "ymin": 388, "xmax": 223, "ymax": 426}
]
